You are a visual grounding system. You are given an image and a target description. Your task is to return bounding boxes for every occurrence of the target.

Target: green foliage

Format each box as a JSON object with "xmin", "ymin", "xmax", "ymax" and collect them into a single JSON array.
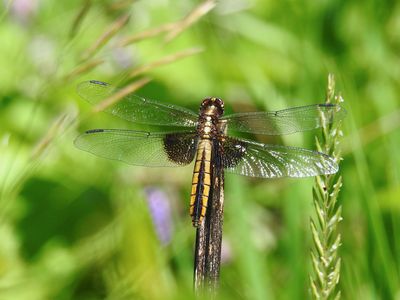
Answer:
[{"xmin": 1, "ymin": 0, "xmax": 399, "ymax": 299}]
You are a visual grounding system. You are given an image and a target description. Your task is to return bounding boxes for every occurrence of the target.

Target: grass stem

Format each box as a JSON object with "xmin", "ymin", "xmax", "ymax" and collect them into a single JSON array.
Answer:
[{"xmin": 310, "ymin": 74, "xmax": 344, "ymax": 299}]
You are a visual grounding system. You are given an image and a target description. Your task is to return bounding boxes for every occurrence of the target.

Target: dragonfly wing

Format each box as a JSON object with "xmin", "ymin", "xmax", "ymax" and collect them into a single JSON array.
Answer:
[
  {"xmin": 74, "ymin": 129, "xmax": 197, "ymax": 167},
  {"xmin": 77, "ymin": 80, "xmax": 198, "ymax": 127},
  {"xmin": 221, "ymin": 104, "xmax": 346, "ymax": 135},
  {"xmin": 221, "ymin": 137, "xmax": 338, "ymax": 178}
]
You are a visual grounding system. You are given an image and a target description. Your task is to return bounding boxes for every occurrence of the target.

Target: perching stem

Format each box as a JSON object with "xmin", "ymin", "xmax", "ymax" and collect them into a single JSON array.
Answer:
[
  {"xmin": 193, "ymin": 122, "xmax": 227, "ymax": 297},
  {"xmin": 193, "ymin": 158, "xmax": 224, "ymax": 297}
]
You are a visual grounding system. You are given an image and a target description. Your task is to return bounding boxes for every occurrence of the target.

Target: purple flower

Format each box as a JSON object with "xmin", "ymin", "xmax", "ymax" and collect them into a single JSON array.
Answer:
[{"xmin": 145, "ymin": 187, "xmax": 173, "ymax": 246}]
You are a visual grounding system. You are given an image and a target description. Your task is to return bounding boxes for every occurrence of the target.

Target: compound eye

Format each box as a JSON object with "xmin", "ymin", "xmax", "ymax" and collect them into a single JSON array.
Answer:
[{"xmin": 213, "ymin": 98, "xmax": 223, "ymax": 109}]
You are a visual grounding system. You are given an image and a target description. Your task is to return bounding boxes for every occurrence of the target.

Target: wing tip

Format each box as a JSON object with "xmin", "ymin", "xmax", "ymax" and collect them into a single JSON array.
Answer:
[
  {"xmin": 73, "ymin": 134, "xmax": 84, "ymax": 149},
  {"xmin": 318, "ymin": 103, "xmax": 347, "ymax": 122},
  {"xmin": 73, "ymin": 129, "xmax": 105, "ymax": 150}
]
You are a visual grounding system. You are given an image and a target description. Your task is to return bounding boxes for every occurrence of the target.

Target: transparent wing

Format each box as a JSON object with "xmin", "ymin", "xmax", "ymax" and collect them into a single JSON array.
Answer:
[
  {"xmin": 221, "ymin": 104, "xmax": 346, "ymax": 135},
  {"xmin": 77, "ymin": 80, "xmax": 198, "ymax": 127},
  {"xmin": 74, "ymin": 129, "xmax": 197, "ymax": 167},
  {"xmin": 221, "ymin": 137, "xmax": 338, "ymax": 178}
]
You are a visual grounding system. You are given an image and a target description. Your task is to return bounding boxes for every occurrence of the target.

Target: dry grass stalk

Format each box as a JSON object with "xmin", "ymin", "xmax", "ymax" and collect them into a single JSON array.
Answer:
[
  {"xmin": 80, "ymin": 14, "xmax": 130, "ymax": 61},
  {"xmin": 108, "ymin": 0, "xmax": 136, "ymax": 11},
  {"xmin": 118, "ymin": 22, "xmax": 177, "ymax": 46},
  {"xmin": 128, "ymin": 47, "xmax": 203, "ymax": 78},
  {"xmin": 0, "ymin": 111, "xmax": 75, "ymax": 220},
  {"xmin": 64, "ymin": 58, "xmax": 105, "ymax": 80},
  {"xmin": 70, "ymin": 0, "xmax": 92, "ymax": 38},
  {"xmin": 118, "ymin": 0, "xmax": 215, "ymax": 46},
  {"xmin": 93, "ymin": 77, "xmax": 151, "ymax": 113},
  {"xmin": 31, "ymin": 113, "xmax": 75, "ymax": 160},
  {"xmin": 310, "ymin": 74, "xmax": 344, "ymax": 300},
  {"xmin": 164, "ymin": 0, "xmax": 216, "ymax": 43}
]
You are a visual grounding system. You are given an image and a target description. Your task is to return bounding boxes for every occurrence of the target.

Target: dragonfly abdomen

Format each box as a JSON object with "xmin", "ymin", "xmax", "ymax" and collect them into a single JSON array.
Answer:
[{"xmin": 190, "ymin": 139, "xmax": 212, "ymax": 227}]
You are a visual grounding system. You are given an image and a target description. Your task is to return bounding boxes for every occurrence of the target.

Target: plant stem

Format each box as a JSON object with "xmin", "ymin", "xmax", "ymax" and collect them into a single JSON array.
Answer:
[{"xmin": 193, "ymin": 148, "xmax": 225, "ymax": 297}]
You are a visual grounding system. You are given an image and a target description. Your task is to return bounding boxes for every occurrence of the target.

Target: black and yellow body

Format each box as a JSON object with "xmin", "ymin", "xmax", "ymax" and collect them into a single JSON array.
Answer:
[{"xmin": 189, "ymin": 97, "xmax": 224, "ymax": 227}]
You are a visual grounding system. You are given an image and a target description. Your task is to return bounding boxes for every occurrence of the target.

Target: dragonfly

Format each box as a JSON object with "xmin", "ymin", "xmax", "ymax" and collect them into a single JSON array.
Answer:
[{"xmin": 75, "ymin": 80, "xmax": 346, "ymax": 227}]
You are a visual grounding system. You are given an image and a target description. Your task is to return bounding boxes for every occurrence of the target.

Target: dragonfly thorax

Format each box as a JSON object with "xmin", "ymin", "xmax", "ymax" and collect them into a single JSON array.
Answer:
[{"xmin": 200, "ymin": 97, "xmax": 224, "ymax": 117}]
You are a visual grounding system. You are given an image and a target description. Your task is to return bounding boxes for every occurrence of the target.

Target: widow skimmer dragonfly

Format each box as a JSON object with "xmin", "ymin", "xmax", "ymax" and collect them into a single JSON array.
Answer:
[{"xmin": 75, "ymin": 80, "xmax": 345, "ymax": 227}]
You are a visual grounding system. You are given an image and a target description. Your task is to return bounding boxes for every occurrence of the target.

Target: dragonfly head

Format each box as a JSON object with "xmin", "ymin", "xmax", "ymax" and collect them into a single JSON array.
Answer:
[{"xmin": 200, "ymin": 97, "xmax": 224, "ymax": 117}]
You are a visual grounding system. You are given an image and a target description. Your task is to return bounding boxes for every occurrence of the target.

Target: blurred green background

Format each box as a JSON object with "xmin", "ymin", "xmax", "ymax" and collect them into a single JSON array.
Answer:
[{"xmin": 1, "ymin": 0, "xmax": 399, "ymax": 299}]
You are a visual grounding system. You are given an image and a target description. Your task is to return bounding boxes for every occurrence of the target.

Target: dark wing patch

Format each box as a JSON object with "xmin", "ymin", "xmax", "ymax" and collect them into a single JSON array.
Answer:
[
  {"xmin": 219, "ymin": 137, "xmax": 246, "ymax": 169},
  {"xmin": 221, "ymin": 104, "xmax": 346, "ymax": 135},
  {"xmin": 163, "ymin": 133, "xmax": 197, "ymax": 165},
  {"xmin": 74, "ymin": 129, "xmax": 197, "ymax": 167},
  {"xmin": 77, "ymin": 80, "xmax": 198, "ymax": 127},
  {"xmin": 221, "ymin": 137, "xmax": 338, "ymax": 178}
]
